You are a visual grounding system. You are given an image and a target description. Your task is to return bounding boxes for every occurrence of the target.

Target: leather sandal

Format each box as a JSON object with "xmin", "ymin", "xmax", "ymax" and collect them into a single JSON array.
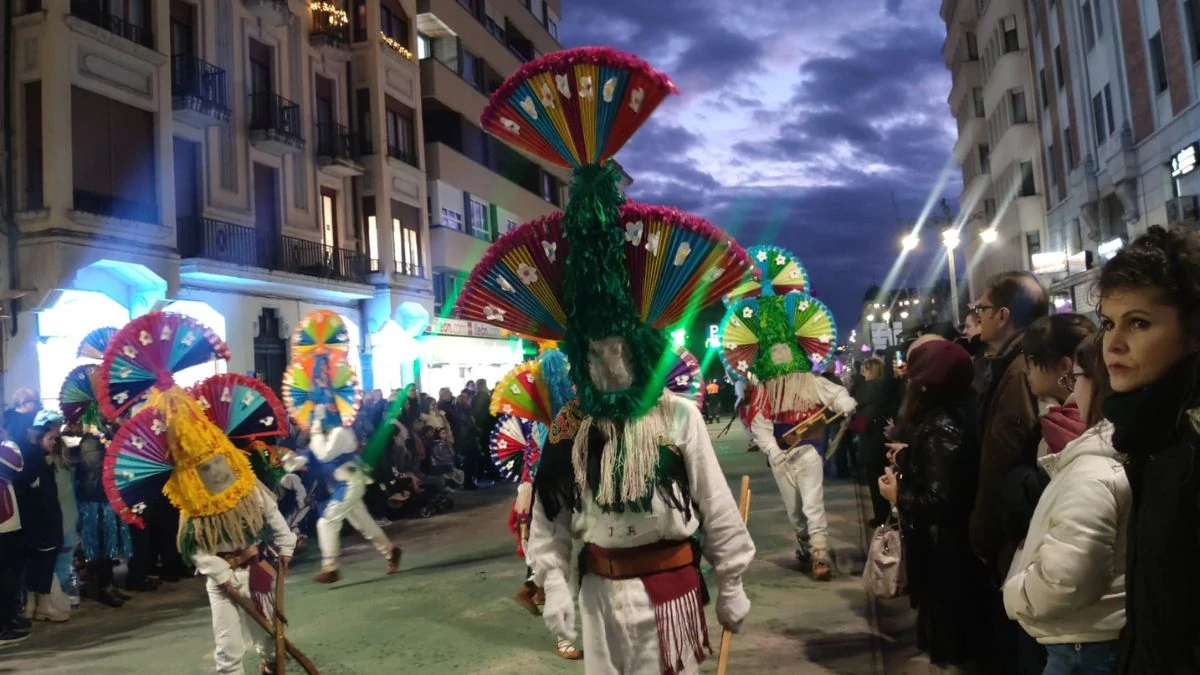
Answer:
[
  {"xmin": 312, "ymin": 568, "xmax": 341, "ymax": 584},
  {"xmin": 555, "ymin": 637, "xmax": 583, "ymax": 660},
  {"xmin": 811, "ymin": 559, "xmax": 833, "ymax": 581},
  {"xmin": 514, "ymin": 584, "xmax": 541, "ymax": 616},
  {"xmin": 386, "ymin": 547, "xmax": 402, "ymax": 575}
]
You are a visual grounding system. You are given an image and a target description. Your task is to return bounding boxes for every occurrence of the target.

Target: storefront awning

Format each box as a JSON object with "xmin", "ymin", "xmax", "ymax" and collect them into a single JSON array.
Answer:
[{"xmin": 421, "ymin": 333, "xmax": 522, "ymax": 367}]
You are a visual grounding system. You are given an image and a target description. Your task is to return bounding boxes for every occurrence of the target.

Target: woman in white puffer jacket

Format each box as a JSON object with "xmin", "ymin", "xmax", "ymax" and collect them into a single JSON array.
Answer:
[{"xmin": 1003, "ymin": 340, "xmax": 1130, "ymax": 674}]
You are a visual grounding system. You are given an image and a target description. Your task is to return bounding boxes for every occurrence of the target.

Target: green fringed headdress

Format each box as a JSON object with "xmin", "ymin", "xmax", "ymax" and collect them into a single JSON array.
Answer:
[{"xmin": 457, "ymin": 47, "xmax": 753, "ymax": 422}]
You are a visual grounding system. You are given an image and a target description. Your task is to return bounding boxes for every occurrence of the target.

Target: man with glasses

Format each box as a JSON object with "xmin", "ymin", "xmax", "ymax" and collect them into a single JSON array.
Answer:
[{"xmin": 969, "ymin": 271, "xmax": 1049, "ymax": 675}]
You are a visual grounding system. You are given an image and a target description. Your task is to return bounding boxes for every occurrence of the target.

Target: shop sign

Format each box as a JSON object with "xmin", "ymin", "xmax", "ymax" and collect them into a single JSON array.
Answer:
[
  {"xmin": 1171, "ymin": 142, "xmax": 1199, "ymax": 178},
  {"xmin": 705, "ymin": 324, "xmax": 720, "ymax": 349},
  {"xmin": 1066, "ymin": 250, "xmax": 1091, "ymax": 275},
  {"xmin": 1032, "ymin": 251, "xmax": 1067, "ymax": 275},
  {"xmin": 425, "ymin": 318, "xmax": 505, "ymax": 339},
  {"xmin": 1098, "ymin": 237, "xmax": 1125, "ymax": 261}
]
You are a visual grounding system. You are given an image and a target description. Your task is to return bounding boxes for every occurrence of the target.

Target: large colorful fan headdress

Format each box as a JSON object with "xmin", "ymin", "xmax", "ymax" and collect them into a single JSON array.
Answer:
[
  {"xmin": 77, "ymin": 327, "xmax": 118, "ymax": 361},
  {"xmin": 97, "ymin": 312, "xmax": 265, "ymax": 555},
  {"xmin": 190, "ymin": 374, "xmax": 289, "ymax": 441},
  {"xmin": 290, "ymin": 309, "xmax": 352, "ymax": 357},
  {"xmin": 725, "ymin": 245, "xmax": 810, "ymax": 304},
  {"xmin": 60, "ymin": 364, "xmax": 104, "ymax": 428},
  {"xmin": 664, "ymin": 346, "xmax": 705, "ymax": 408},
  {"xmin": 718, "ymin": 247, "xmax": 838, "ymax": 415},
  {"xmin": 281, "ymin": 351, "xmax": 360, "ymax": 432}
]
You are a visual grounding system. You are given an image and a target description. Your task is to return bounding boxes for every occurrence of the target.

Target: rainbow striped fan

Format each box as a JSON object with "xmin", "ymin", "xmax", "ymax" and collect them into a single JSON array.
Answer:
[
  {"xmin": 291, "ymin": 309, "xmax": 352, "ymax": 357},
  {"xmin": 190, "ymin": 374, "xmax": 289, "ymax": 441},
  {"xmin": 719, "ymin": 292, "xmax": 839, "ymax": 381},
  {"xmin": 282, "ymin": 352, "xmax": 360, "ymax": 432},
  {"xmin": 725, "ymin": 245, "xmax": 810, "ymax": 303},
  {"xmin": 97, "ymin": 312, "xmax": 231, "ymax": 420},
  {"xmin": 77, "ymin": 327, "xmax": 118, "ymax": 360},
  {"xmin": 489, "ymin": 415, "xmax": 548, "ymax": 483},
  {"xmin": 481, "ymin": 47, "xmax": 678, "ymax": 169},
  {"xmin": 103, "ymin": 407, "xmax": 174, "ymax": 527},
  {"xmin": 458, "ymin": 204, "xmax": 753, "ymax": 337},
  {"xmin": 60, "ymin": 365, "xmax": 102, "ymax": 426},
  {"xmin": 664, "ymin": 347, "xmax": 705, "ymax": 408},
  {"xmin": 489, "ymin": 361, "xmax": 554, "ymax": 425}
]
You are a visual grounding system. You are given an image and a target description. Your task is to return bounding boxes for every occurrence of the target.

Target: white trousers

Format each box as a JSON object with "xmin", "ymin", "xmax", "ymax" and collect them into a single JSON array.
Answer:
[
  {"xmin": 579, "ymin": 574, "xmax": 701, "ymax": 675},
  {"xmin": 206, "ymin": 568, "xmax": 270, "ymax": 674},
  {"xmin": 770, "ymin": 445, "xmax": 829, "ymax": 557},
  {"xmin": 316, "ymin": 481, "xmax": 391, "ymax": 570}
]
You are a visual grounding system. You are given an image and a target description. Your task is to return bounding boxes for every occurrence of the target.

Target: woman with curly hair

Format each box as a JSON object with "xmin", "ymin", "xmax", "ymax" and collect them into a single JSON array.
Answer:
[{"xmin": 1095, "ymin": 225, "xmax": 1200, "ymax": 673}]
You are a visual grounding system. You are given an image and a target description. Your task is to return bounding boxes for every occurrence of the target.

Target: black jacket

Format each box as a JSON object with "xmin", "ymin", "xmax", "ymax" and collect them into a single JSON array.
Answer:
[{"xmin": 1103, "ymin": 365, "xmax": 1200, "ymax": 674}]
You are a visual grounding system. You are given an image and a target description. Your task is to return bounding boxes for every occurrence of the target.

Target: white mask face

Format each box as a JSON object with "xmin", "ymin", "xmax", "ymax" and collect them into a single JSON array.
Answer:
[
  {"xmin": 769, "ymin": 343, "xmax": 793, "ymax": 366},
  {"xmin": 587, "ymin": 337, "xmax": 634, "ymax": 392},
  {"xmin": 196, "ymin": 455, "xmax": 237, "ymax": 495}
]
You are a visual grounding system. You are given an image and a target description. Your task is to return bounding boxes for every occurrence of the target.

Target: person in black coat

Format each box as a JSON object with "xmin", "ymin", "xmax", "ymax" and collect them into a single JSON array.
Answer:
[
  {"xmin": 14, "ymin": 412, "xmax": 65, "ymax": 620},
  {"xmin": 879, "ymin": 340, "xmax": 987, "ymax": 670},
  {"xmin": 1091, "ymin": 226, "xmax": 1200, "ymax": 673}
]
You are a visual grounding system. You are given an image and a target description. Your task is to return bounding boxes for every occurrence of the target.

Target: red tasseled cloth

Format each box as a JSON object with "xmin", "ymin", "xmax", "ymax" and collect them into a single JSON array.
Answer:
[
  {"xmin": 508, "ymin": 507, "xmax": 526, "ymax": 557},
  {"xmin": 641, "ymin": 565, "xmax": 711, "ymax": 675},
  {"xmin": 247, "ymin": 557, "xmax": 277, "ymax": 622}
]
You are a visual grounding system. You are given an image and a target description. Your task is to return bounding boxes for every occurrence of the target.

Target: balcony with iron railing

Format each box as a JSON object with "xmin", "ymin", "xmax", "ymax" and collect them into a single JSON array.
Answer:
[
  {"xmin": 74, "ymin": 190, "xmax": 157, "ymax": 223},
  {"xmin": 69, "ymin": 0, "xmax": 154, "ymax": 49},
  {"xmin": 386, "ymin": 143, "xmax": 420, "ymax": 169},
  {"xmin": 316, "ymin": 122, "xmax": 365, "ymax": 177},
  {"xmin": 310, "ymin": 2, "xmax": 350, "ymax": 57},
  {"xmin": 171, "ymin": 54, "xmax": 231, "ymax": 126},
  {"xmin": 249, "ymin": 93, "xmax": 306, "ymax": 154},
  {"xmin": 178, "ymin": 217, "xmax": 370, "ymax": 283},
  {"xmin": 394, "ymin": 260, "xmax": 425, "ymax": 278}
]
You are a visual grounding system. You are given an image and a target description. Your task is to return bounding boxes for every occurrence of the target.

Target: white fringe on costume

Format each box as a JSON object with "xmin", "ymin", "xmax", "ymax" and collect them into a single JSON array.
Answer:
[
  {"xmin": 572, "ymin": 391, "xmax": 674, "ymax": 507},
  {"xmin": 514, "ymin": 481, "xmax": 533, "ymax": 517},
  {"xmin": 762, "ymin": 371, "xmax": 821, "ymax": 416}
]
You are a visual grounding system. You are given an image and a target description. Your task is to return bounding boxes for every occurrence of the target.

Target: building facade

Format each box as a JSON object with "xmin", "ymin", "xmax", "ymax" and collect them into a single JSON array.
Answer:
[
  {"xmin": 854, "ymin": 282, "xmax": 959, "ymax": 354},
  {"xmin": 413, "ymin": 0, "xmax": 570, "ymax": 395},
  {"xmin": 942, "ymin": 0, "xmax": 1050, "ymax": 301},
  {"xmin": 2, "ymin": 0, "xmax": 434, "ymax": 406},
  {"xmin": 1025, "ymin": 0, "xmax": 1200, "ymax": 316}
]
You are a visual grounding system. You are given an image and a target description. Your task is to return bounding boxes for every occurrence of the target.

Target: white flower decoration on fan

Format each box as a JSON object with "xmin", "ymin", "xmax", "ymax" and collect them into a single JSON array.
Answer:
[
  {"xmin": 510, "ymin": 383, "xmax": 522, "ymax": 395},
  {"xmin": 180, "ymin": 332, "xmax": 196, "ymax": 347},
  {"xmin": 724, "ymin": 342, "xmax": 736, "ymax": 350},
  {"xmin": 809, "ymin": 353, "xmax": 823, "ymax": 365},
  {"xmin": 497, "ymin": 439, "xmax": 508, "ymax": 450},
  {"xmin": 645, "ymin": 231, "xmax": 661, "ymax": 255},
  {"xmin": 523, "ymin": 372, "xmax": 535, "ymax": 383},
  {"xmin": 674, "ymin": 375, "xmax": 690, "ymax": 387},
  {"xmin": 742, "ymin": 306, "xmax": 754, "ymax": 319},
  {"xmin": 542, "ymin": 240, "xmax": 557, "ymax": 262},
  {"xmin": 241, "ymin": 390, "xmax": 256, "ymax": 406},
  {"xmin": 138, "ymin": 330, "xmax": 152, "ymax": 346},
  {"xmin": 755, "ymin": 250, "xmax": 768, "ymax": 262},
  {"xmin": 579, "ymin": 76, "xmax": 595, "ymax": 98},
  {"xmin": 160, "ymin": 325, "xmax": 173, "ymax": 340},
  {"xmin": 519, "ymin": 96, "xmax": 539, "ymax": 119},
  {"xmin": 673, "ymin": 242, "xmax": 691, "ymax": 266},
  {"xmin": 539, "ymin": 83, "xmax": 556, "ymax": 108},
  {"xmin": 130, "ymin": 436, "xmax": 145, "ymax": 450},
  {"xmin": 132, "ymin": 502, "xmax": 147, "ymax": 515},
  {"xmin": 555, "ymin": 74, "xmax": 571, "ymax": 98},
  {"xmin": 118, "ymin": 367, "xmax": 132, "ymax": 378},
  {"xmin": 629, "ymin": 87, "xmax": 644, "ymax": 112},
  {"xmin": 151, "ymin": 418, "xmax": 166, "ymax": 435},
  {"xmin": 221, "ymin": 387, "xmax": 233, "ymax": 403},
  {"xmin": 789, "ymin": 269, "xmax": 802, "ymax": 279},
  {"xmin": 484, "ymin": 306, "xmax": 506, "ymax": 322},
  {"xmin": 497, "ymin": 276, "xmax": 516, "ymax": 293},
  {"xmin": 500, "ymin": 118, "xmax": 521, "ymax": 134},
  {"xmin": 261, "ymin": 416, "xmax": 275, "ymax": 427},
  {"xmin": 625, "ymin": 221, "xmax": 644, "ymax": 246},
  {"xmin": 122, "ymin": 345, "xmax": 138, "ymax": 359},
  {"xmin": 113, "ymin": 392, "xmax": 129, "ymax": 405},
  {"xmin": 197, "ymin": 396, "xmax": 211, "ymax": 410},
  {"xmin": 774, "ymin": 254, "xmax": 788, "ymax": 266},
  {"xmin": 602, "ymin": 77, "xmax": 617, "ymax": 102},
  {"xmin": 818, "ymin": 335, "xmax": 832, "ymax": 344},
  {"xmin": 798, "ymin": 300, "xmax": 810, "ymax": 311},
  {"xmin": 730, "ymin": 317, "xmax": 742, "ymax": 327},
  {"xmin": 517, "ymin": 263, "xmax": 539, "ymax": 285},
  {"xmin": 736, "ymin": 360, "xmax": 749, "ymax": 371}
]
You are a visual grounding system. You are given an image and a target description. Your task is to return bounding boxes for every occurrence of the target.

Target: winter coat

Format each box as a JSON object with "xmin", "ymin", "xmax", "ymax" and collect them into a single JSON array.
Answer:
[
  {"xmin": 1102, "ymin": 363, "xmax": 1200, "ymax": 674},
  {"xmin": 1002, "ymin": 421, "xmax": 1128, "ymax": 645},
  {"xmin": 970, "ymin": 332, "xmax": 1041, "ymax": 575}
]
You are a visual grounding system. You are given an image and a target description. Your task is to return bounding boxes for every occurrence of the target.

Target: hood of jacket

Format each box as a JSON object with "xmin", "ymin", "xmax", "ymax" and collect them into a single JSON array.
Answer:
[{"xmin": 1039, "ymin": 420, "xmax": 1117, "ymax": 478}]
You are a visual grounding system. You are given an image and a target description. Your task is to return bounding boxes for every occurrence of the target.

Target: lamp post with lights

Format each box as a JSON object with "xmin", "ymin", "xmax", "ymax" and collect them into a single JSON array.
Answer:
[{"xmin": 942, "ymin": 228, "xmax": 962, "ymax": 327}]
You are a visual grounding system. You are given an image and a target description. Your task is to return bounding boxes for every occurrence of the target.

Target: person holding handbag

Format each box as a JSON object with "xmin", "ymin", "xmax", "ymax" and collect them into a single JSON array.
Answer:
[{"xmin": 879, "ymin": 340, "xmax": 988, "ymax": 673}]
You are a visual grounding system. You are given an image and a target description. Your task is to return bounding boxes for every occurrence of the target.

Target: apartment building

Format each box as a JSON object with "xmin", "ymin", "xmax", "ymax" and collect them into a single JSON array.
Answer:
[
  {"xmin": 942, "ymin": 0, "xmax": 1050, "ymax": 301},
  {"xmin": 411, "ymin": 0, "xmax": 571, "ymax": 394},
  {"xmin": 2, "ymin": 0, "xmax": 433, "ymax": 404},
  {"xmin": 1025, "ymin": 0, "xmax": 1200, "ymax": 315}
]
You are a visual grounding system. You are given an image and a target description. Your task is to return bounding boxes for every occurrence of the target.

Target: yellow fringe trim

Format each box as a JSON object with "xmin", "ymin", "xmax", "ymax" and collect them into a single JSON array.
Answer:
[{"xmin": 178, "ymin": 483, "xmax": 269, "ymax": 553}]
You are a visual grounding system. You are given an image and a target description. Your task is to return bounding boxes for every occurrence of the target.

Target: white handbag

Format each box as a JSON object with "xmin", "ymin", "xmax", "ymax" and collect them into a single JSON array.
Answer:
[{"xmin": 863, "ymin": 511, "xmax": 907, "ymax": 599}]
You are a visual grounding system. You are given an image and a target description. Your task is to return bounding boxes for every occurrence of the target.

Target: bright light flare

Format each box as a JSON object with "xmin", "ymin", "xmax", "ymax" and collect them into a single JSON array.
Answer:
[
  {"xmin": 980, "ymin": 228, "xmax": 998, "ymax": 243},
  {"xmin": 901, "ymin": 233, "xmax": 920, "ymax": 251},
  {"xmin": 942, "ymin": 228, "xmax": 961, "ymax": 249}
]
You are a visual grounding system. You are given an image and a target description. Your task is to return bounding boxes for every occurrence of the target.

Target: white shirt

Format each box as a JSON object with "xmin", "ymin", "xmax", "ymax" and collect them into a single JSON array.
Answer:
[{"xmin": 192, "ymin": 484, "xmax": 298, "ymax": 586}]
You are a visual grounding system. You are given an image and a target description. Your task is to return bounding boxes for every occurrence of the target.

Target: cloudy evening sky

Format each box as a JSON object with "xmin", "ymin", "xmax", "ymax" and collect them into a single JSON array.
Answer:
[{"xmin": 559, "ymin": 0, "xmax": 961, "ymax": 331}]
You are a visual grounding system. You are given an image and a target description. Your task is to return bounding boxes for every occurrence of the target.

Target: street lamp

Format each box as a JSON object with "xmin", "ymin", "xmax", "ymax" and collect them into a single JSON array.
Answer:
[
  {"xmin": 980, "ymin": 228, "xmax": 998, "ymax": 243},
  {"xmin": 902, "ymin": 232, "xmax": 920, "ymax": 252},
  {"xmin": 882, "ymin": 311, "xmax": 892, "ymax": 322},
  {"xmin": 866, "ymin": 314, "xmax": 876, "ymax": 322},
  {"xmin": 942, "ymin": 228, "xmax": 962, "ymax": 326},
  {"xmin": 900, "ymin": 311, "xmax": 909, "ymax": 319}
]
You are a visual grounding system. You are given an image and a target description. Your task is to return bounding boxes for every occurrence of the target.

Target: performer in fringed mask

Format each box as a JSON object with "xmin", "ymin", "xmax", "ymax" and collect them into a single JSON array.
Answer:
[
  {"xmin": 458, "ymin": 47, "xmax": 756, "ymax": 675},
  {"xmin": 719, "ymin": 246, "xmax": 856, "ymax": 581},
  {"xmin": 95, "ymin": 313, "xmax": 297, "ymax": 674}
]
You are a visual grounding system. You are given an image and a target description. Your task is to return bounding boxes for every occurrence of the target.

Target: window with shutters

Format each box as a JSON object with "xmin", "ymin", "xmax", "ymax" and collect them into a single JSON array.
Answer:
[
  {"xmin": 465, "ymin": 196, "xmax": 490, "ymax": 241},
  {"xmin": 1002, "ymin": 16, "xmax": 1019, "ymax": 53},
  {"xmin": 1082, "ymin": 1, "xmax": 1096, "ymax": 51},
  {"xmin": 71, "ymin": 86, "xmax": 156, "ymax": 222}
]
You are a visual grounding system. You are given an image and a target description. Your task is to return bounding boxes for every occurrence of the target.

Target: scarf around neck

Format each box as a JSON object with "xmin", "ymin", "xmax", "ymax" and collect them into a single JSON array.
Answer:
[
  {"xmin": 1041, "ymin": 403, "xmax": 1085, "ymax": 455},
  {"xmin": 1102, "ymin": 354, "xmax": 1200, "ymax": 457}
]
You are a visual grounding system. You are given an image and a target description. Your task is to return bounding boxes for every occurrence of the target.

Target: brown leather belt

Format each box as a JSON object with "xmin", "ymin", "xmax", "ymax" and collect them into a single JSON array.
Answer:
[
  {"xmin": 584, "ymin": 540, "xmax": 695, "ymax": 580},
  {"xmin": 218, "ymin": 548, "xmax": 259, "ymax": 569}
]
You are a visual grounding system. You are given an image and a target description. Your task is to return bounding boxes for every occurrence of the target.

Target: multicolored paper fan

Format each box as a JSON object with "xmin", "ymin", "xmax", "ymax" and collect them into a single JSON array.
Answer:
[
  {"xmin": 664, "ymin": 347, "xmax": 705, "ymax": 408},
  {"xmin": 481, "ymin": 47, "xmax": 679, "ymax": 169},
  {"xmin": 77, "ymin": 327, "xmax": 118, "ymax": 360},
  {"xmin": 97, "ymin": 312, "xmax": 231, "ymax": 420},
  {"xmin": 60, "ymin": 365, "xmax": 102, "ymax": 426},
  {"xmin": 786, "ymin": 292, "xmax": 839, "ymax": 371},
  {"xmin": 281, "ymin": 352, "xmax": 360, "ymax": 432},
  {"xmin": 489, "ymin": 415, "xmax": 548, "ymax": 483},
  {"xmin": 458, "ymin": 204, "xmax": 753, "ymax": 337},
  {"xmin": 190, "ymin": 374, "xmax": 289, "ymax": 441},
  {"xmin": 718, "ymin": 292, "xmax": 839, "ymax": 381},
  {"xmin": 725, "ymin": 245, "xmax": 810, "ymax": 303},
  {"xmin": 291, "ymin": 309, "xmax": 352, "ymax": 357},
  {"xmin": 456, "ymin": 214, "xmax": 569, "ymax": 340},
  {"xmin": 489, "ymin": 361, "xmax": 555, "ymax": 425},
  {"xmin": 103, "ymin": 407, "xmax": 175, "ymax": 527}
]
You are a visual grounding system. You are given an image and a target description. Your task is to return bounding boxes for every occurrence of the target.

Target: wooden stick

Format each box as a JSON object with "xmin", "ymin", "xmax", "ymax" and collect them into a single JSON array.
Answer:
[
  {"xmin": 219, "ymin": 583, "xmax": 319, "ymax": 675},
  {"xmin": 275, "ymin": 558, "xmax": 288, "ymax": 675},
  {"xmin": 717, "ymin": 475, "xmax": 752, "ymax": 675}
]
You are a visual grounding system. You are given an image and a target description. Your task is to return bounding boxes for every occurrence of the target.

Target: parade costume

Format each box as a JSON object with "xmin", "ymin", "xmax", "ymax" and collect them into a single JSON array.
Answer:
[
  {"xmin": 281, "ymin": 310, "xmax": 400, "ymax": 583},
  {"xmin": 718, "ymin": 246, "xmax": 855, "ymax": 580},
  {"xmin": 460, "ymin": 47, "xmax": 755, "ymax": 675},
  {"xmin": 96, "ymin": 312, "xmax": 297, "ymax": 674}
]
